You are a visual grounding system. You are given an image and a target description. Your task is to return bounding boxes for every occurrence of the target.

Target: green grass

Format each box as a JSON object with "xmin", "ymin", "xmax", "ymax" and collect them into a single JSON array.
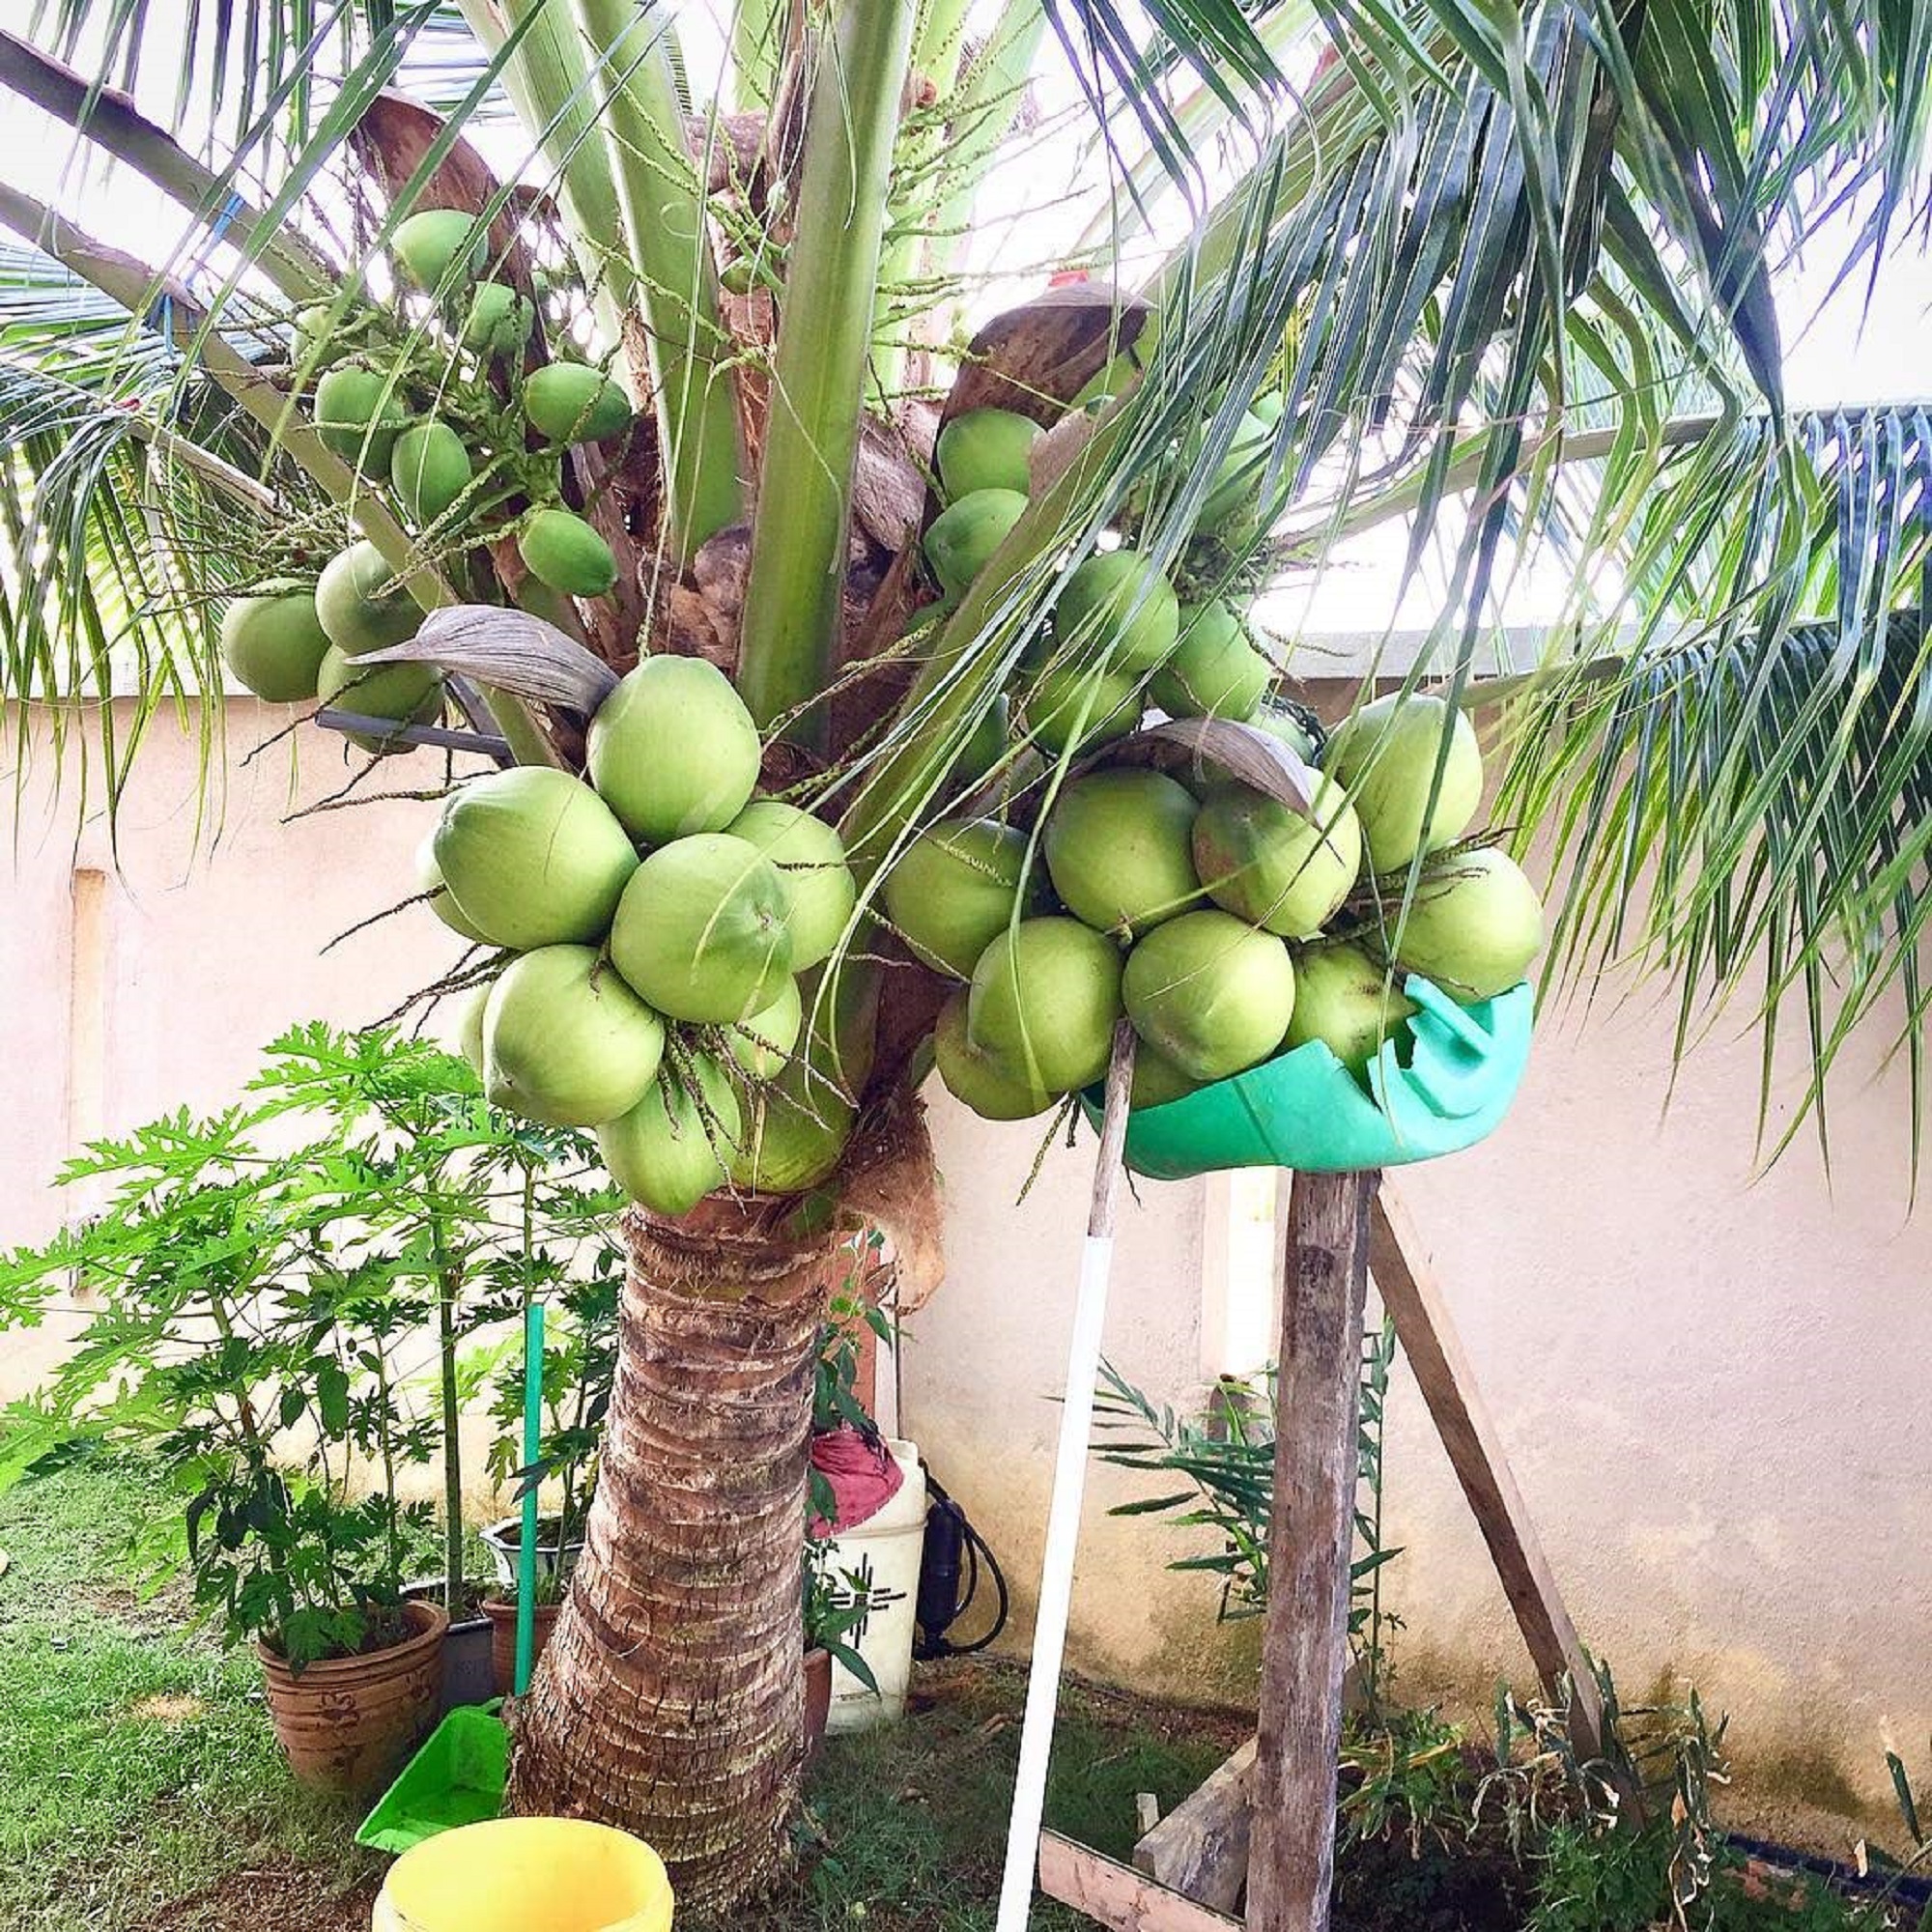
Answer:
[
  {"xmin": 0, "ymin": 1456, "xmax": 383, "ymax": 1932},
  {"xmin": 0, "ymin": 1456, "xmax": 1243, "ymax": 1932}
]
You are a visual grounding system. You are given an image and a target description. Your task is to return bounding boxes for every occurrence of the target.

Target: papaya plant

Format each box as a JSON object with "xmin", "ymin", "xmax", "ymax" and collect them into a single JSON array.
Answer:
[{"xmin": 4, "ymin": 0, "xmax": 1932, "ymax": 1907}]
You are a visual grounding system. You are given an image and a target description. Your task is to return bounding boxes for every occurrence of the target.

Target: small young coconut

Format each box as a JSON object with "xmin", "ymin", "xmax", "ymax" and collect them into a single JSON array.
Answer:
[
  {"xmin": 931, "ymin": 989, "xmax": 1054, "ymax": 1121},
  {"xmin": 599, "ymin": 1059, "xmax": 742, "ymax": 1215},
  {"xmin": 724, "ymin": 800, "xmax": 857, "ymax": 972},
  {"xmin": 1285, "ymin": 942, "xmax": 1418, "ymax": 1075},
  {"xmin": 609, "ymin": 834, "xmax": 794, "ymax": 1024},
  {"xmin": 1122, "ymin": 910, "xmax": 1295, "ymax": 1084},
  {"xmin": 587, "ymin": 656, "xmax": 763, "ymax": 845},
  {"xmin": 967, "ymin": 917, "xmax": 1124, "ymax": 1096},
  {"xmin": 1322, "ymin": 692, "xmax": 1483, "ymax": 874},
  {"xmin": 433, "ymin": 767, "xmax": 639, "ymax": 950},
  {"xmin": 1043, "ymin": 768, "xmax": 1203, "ymax": 940},
  {"xmin": 1051, "ymin": 550, "xmax": 1179, "ymax": 674},
  {"xmin": 1192, "ymin": 777, "xmax": 1361, "ymax": 939},
  {"xmin": 883, "ymin": 818, "xmax": 1045, "ymax": 980},
  {"xmin": 1388, "ymin": 847, "xmax": 1544, "ymax": 1002},
  {"xmin": 482, "ymin": 945, "xmax": 665, "ymax": 1128},
  {"xmin": 936, "ymin": 409, "xmax": 1040, "ymax": 499}
]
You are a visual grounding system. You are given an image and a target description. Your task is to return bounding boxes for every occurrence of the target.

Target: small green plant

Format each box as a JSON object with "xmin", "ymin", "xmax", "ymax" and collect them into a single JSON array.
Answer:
[
  {"xmin": 1340, "ymin": 1701, "xmax": 1472, "ymax": 1858},
  {"xmin": 1092, "ymin": 1323, "xmax": 1401, "ymax": 1655},
  {"xmin": 0, "ymin": 1023, "xmax": 619, "ymax": 1663},
  {"xmin": 804, "ymin": 1546, "xmax": 880, "ymax": 1694}
]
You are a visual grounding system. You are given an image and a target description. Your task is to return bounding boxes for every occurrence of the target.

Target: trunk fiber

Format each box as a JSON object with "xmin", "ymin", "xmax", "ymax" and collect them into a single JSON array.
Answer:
[{"xmin": 505, "ymin": 1199, "xmax": 840, "ymax": 1910}]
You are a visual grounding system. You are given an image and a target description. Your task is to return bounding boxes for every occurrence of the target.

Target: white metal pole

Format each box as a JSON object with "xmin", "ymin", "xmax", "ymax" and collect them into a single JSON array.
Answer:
[{"xmin": 994, "ymin": 1025, "xmax": 1138, "ymax": 1932}]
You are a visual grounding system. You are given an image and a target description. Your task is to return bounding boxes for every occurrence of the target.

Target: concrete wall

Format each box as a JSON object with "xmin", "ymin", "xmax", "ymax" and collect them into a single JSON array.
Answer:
[
  {"xmin": 5, "ymin": 699, "xmax": 1928, "ymax": 1855},
  {"xmin": 902, "ymin": 980, "xmax": 1932, "ymax": 1854}
]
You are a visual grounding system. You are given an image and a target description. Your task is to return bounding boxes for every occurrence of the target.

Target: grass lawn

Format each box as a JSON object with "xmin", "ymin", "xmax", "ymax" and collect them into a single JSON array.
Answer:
[
  {"xmin": 5, "ymin": 1459, "xmax": 1920, "ymax": 1932},
  {"xmin": 0, "ymin": 1458, "xmax": 1244, "ymax": 1932}
]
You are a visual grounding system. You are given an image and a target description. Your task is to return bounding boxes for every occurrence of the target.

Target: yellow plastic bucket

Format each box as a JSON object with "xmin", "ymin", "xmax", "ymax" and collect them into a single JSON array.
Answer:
[{"xmin": 373, "ymin": 1817, "xmax": 673, "ymax": 1932}]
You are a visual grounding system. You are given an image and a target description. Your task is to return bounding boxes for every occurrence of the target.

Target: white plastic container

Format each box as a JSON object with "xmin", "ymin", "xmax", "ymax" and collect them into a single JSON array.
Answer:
[{"xmin": 819, "ymin": 1437, "xmax": 926, "ymax": 1734}]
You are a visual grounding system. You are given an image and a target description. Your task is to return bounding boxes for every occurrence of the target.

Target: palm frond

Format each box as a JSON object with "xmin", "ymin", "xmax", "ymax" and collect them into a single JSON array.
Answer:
[{"xmin": 1497, "ymin": 404, "xmax": 1932, "ymax": 1179}]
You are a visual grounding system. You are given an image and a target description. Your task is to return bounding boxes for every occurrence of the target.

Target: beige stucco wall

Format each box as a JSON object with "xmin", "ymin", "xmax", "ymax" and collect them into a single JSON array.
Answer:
[
  {"xmin": 5, "ymin": 698, "xmax": 1928, "ymax": 1856},
  {"xmin": 904, "ymin": 978, "xmax": 1932, "ymax": 1856}
]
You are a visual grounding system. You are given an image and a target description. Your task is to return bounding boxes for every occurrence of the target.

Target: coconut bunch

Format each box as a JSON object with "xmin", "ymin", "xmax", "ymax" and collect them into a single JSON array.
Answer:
[
  {"xmin": 922, "ymin": 409, "xmax": 1296, "ymax": 763},
  {"xmin": 424, "ymin": 656, "xmax": 859, "ymax": 1215},
  {"xmin": 219, "ymin": 210, "xmax": 634, "ymax": 748},
  {"xmin": 899, "ymin": 691, "xmax": 1547, "ymax": 1123}
]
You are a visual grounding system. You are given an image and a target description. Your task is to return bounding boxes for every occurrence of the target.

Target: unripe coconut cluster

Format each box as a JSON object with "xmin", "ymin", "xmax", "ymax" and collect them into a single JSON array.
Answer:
[
  {"xmin": 431, "ymin": 658, "xmax": 859, "ymax": 1213},
  {"xmin": 219, "ymin": 207, "xmax": 637, "ymax": 746},
  {"xmin": 921, "ymin": 410, "xmax": 1293, "ymax": 770},
  {"xmin": 907, "ymin": 691, "xmax": 1546, "ymax": 1122}
]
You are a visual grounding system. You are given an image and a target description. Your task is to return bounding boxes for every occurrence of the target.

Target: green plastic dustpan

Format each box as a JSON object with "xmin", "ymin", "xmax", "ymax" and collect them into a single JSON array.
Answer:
[
  {"xmin": 1081, "ymin": 976, "xmax": 1532, "ymax": 1179},
  {"xmin": 355, "ymin": 1301, "xmax": 546, "ymax": 1854},
  {"xmin": 356, "ymin": 1701, "xmax": 509, "ymax": 1853}
]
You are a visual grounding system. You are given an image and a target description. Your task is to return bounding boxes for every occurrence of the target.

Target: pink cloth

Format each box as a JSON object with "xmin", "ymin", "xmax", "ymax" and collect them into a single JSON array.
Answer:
[{"xmin": 810, "ymin": 1425, "xmax": 903, "ymax": 1537}]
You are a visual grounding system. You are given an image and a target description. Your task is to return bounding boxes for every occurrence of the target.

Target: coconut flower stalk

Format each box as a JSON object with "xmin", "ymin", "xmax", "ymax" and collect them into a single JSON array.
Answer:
[{"xmin": 5, "ymin": 0, "xmax": 1932, "ymax": 1910}]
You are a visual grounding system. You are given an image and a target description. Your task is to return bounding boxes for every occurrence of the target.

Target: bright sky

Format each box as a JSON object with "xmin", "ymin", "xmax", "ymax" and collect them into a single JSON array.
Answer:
[{"xmin": 14, "ymin": 0, "xmax": 1932, "ymax": 650}]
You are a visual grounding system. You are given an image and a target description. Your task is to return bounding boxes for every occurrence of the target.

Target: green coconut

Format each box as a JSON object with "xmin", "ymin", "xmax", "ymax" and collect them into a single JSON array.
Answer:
[
  {"xmin": 1021, "ymin": 660, "xmax": 1142, "ymax": 757},
  {"xmin": 524, "ymin": 362, "xmax": 634, "ymax": 443},
  {"xmin": 414, "ymin": 834, "xmax": 488, "ymax": 943},
  {"xmin": 598, "ymin": 1059, "xmax": 741, "ymax": 1215},
  {"xmin": 932, "ymin": 989, "xmax": 1053, "ymax": 1121},
  {"xmin": 519, "ymin": 507, "xmax": 618, "ymax": 598},
  {"xmin": 219, "ymin": 587, "xmax": 331, "ymax": 702},
  {"xmin": 724, "ymin": 800, "xmax": 856, "ymax": 971},
  {"xmin": 1249, "ymin": 699, "xmax": 1320, "ymax": 765},
  {"xmin": 936, "ymin": 409, "xmax": 1040, "ymax": 499},
  {"xmin": 433, "ymin": 766, "xmax": 639, "ymax": 950},
  {"xmin": 587, "ymin": 656, "xmax": 763, "ymax": 845},
  {"xmin": 316, "ymin": 648, "xmax": 442, "ymax": 753},
  {"xmin": 390, "ymin": 420, "xmax": 473, "ymax": 528},
  {"xmin": 1130, "ymin": 1044, "xmax": 1202, "ymax": 1110},
  {"xmin": 1192, "ymin": 777, "xmax": 1361, "ymax": 938},
  {"xmin": 1390, "ymin": 846, "xmax": 1544, "ymax": 1001},
  {"xmin": 967, "ymin": 917, "xmax": 1124, "ymax": 1095},
  {"xmin": 1053, "ymin": 550, "xmax": 1179, "ymax": 674},
  {"xmin": 1151, "ymin": 602, "xmax": 1273, "ymax": 721},
  {"xmin": 1122, "ymin": 909, "xmax": 1295, "ymax": 1083},
  {"xmin": 609, "ymin": 833, "xmax": 793, "ymax": 1023},
  {"xmin": 882, "ymin": 818, "xmax": 1044, "ymax": 980},
  {"xmin": 392, "ymin": 209, "xmax": 487, "ymax": 291},
  {"xmin": 727, "ymin": 977, "xmax": 806, "ymax": 1080},
  {"xmin": 1322, "ymin": 693, "xmax": 1484, "ymax": 874},
  {"xmin": 482, "ymin": 944, "xmax": 666, "ymax": 1127},
  {"xmin": 1043, "ymin": 768, "xmax": 1203, "ymax": 939},
  {"xmin": 1285, "ymin": 942, "xmax": 1418, "ymax": 1076},
  {"xmin": 315, "ymin": 540, "xmax": 420, "ymax": 657},
  {"xmin": 313, "ymin": 366, "xmax": 407, "ymax": 469},
  {"xmin": 1198, "ymin": 410, "xmax": 1275, "ymax": 528},
  {"xmin": 727, "ymin": 1081, "xmax": 855, "ymax": 1194},
  {"xmin": 454, "ymin": 982, "xmax": 491, "ymax": 1077},
  {"xmin": 923, "ymin": 488, "xmax": 1027, "ymax": 598},
  {"xmin": 461, "ymin": 283, "xmax": 533, "ymax": 357}
]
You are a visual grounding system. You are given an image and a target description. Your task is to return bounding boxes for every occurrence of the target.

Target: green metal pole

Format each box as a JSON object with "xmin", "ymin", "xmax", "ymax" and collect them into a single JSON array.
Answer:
[{"xmin": 515, "ymin": 1297, "xmax": 545, "ymax": 1698}]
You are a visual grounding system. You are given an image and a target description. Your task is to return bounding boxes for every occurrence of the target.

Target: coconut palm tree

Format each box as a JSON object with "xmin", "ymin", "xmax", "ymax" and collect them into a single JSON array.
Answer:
[{"xmin": 3, "ymin": 0, "xmax": 1929, "ymax": 1907}]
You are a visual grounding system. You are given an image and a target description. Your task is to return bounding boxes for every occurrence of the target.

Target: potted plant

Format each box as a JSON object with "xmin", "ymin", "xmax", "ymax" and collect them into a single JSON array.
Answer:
[
  {"xmin": 803, "ymin": 1547, "xmax": 877, "ymax": 1762},
  {"xmin": 0, "ymin": 1026, "xmax": 516, "ymax": 1786},
  {"xmin": 469, "ymin": 1226, "xmax": 620, "ymax": 1695}
]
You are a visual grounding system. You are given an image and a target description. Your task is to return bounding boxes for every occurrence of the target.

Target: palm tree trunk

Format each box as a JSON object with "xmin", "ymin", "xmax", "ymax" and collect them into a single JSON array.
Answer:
[{"xmin": 505, "ymin": 1198, "xmax": 838, "ymax": 1910}]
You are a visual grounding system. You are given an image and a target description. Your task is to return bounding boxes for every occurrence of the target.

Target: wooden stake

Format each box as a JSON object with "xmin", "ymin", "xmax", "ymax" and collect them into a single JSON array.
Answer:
[
  {"xmin": 1370, "ymin": 1180, "xmax": 1613, "ymax": 1774},
  {"xmin": 1246, "ymin": 1168, "xmax": 1378, "ymax": 1932}
]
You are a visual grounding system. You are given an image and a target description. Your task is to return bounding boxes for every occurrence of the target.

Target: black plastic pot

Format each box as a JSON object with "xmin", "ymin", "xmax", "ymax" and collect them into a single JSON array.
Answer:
[{"xmin": 403, "ymin": 1579, "xmax": 497, "ymax": 1714}]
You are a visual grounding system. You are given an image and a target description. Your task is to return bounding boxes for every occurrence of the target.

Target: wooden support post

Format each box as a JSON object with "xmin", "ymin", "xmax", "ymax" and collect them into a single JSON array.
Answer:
[
  {"xmin": 1369, "ymin": 1180, "xmax": 1611, "ymax": 1771},
  {"xmin": 1246, "ymin": 1168, "xmax": 1378, "ymax": 1932}
]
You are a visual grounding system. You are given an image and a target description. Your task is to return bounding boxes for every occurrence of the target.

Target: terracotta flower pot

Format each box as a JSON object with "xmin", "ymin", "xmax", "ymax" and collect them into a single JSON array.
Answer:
[
  {"xmin": 258, "ymin": 1600, "xmax": 446, "ymax": 1791},
  {"xmin": 804, "ymin": 1646, "xmax": 834, "ymax": 1762},
  {"xmin": 482, "ymin": 1595, "xmax": 561, "ymax": 1697}
]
